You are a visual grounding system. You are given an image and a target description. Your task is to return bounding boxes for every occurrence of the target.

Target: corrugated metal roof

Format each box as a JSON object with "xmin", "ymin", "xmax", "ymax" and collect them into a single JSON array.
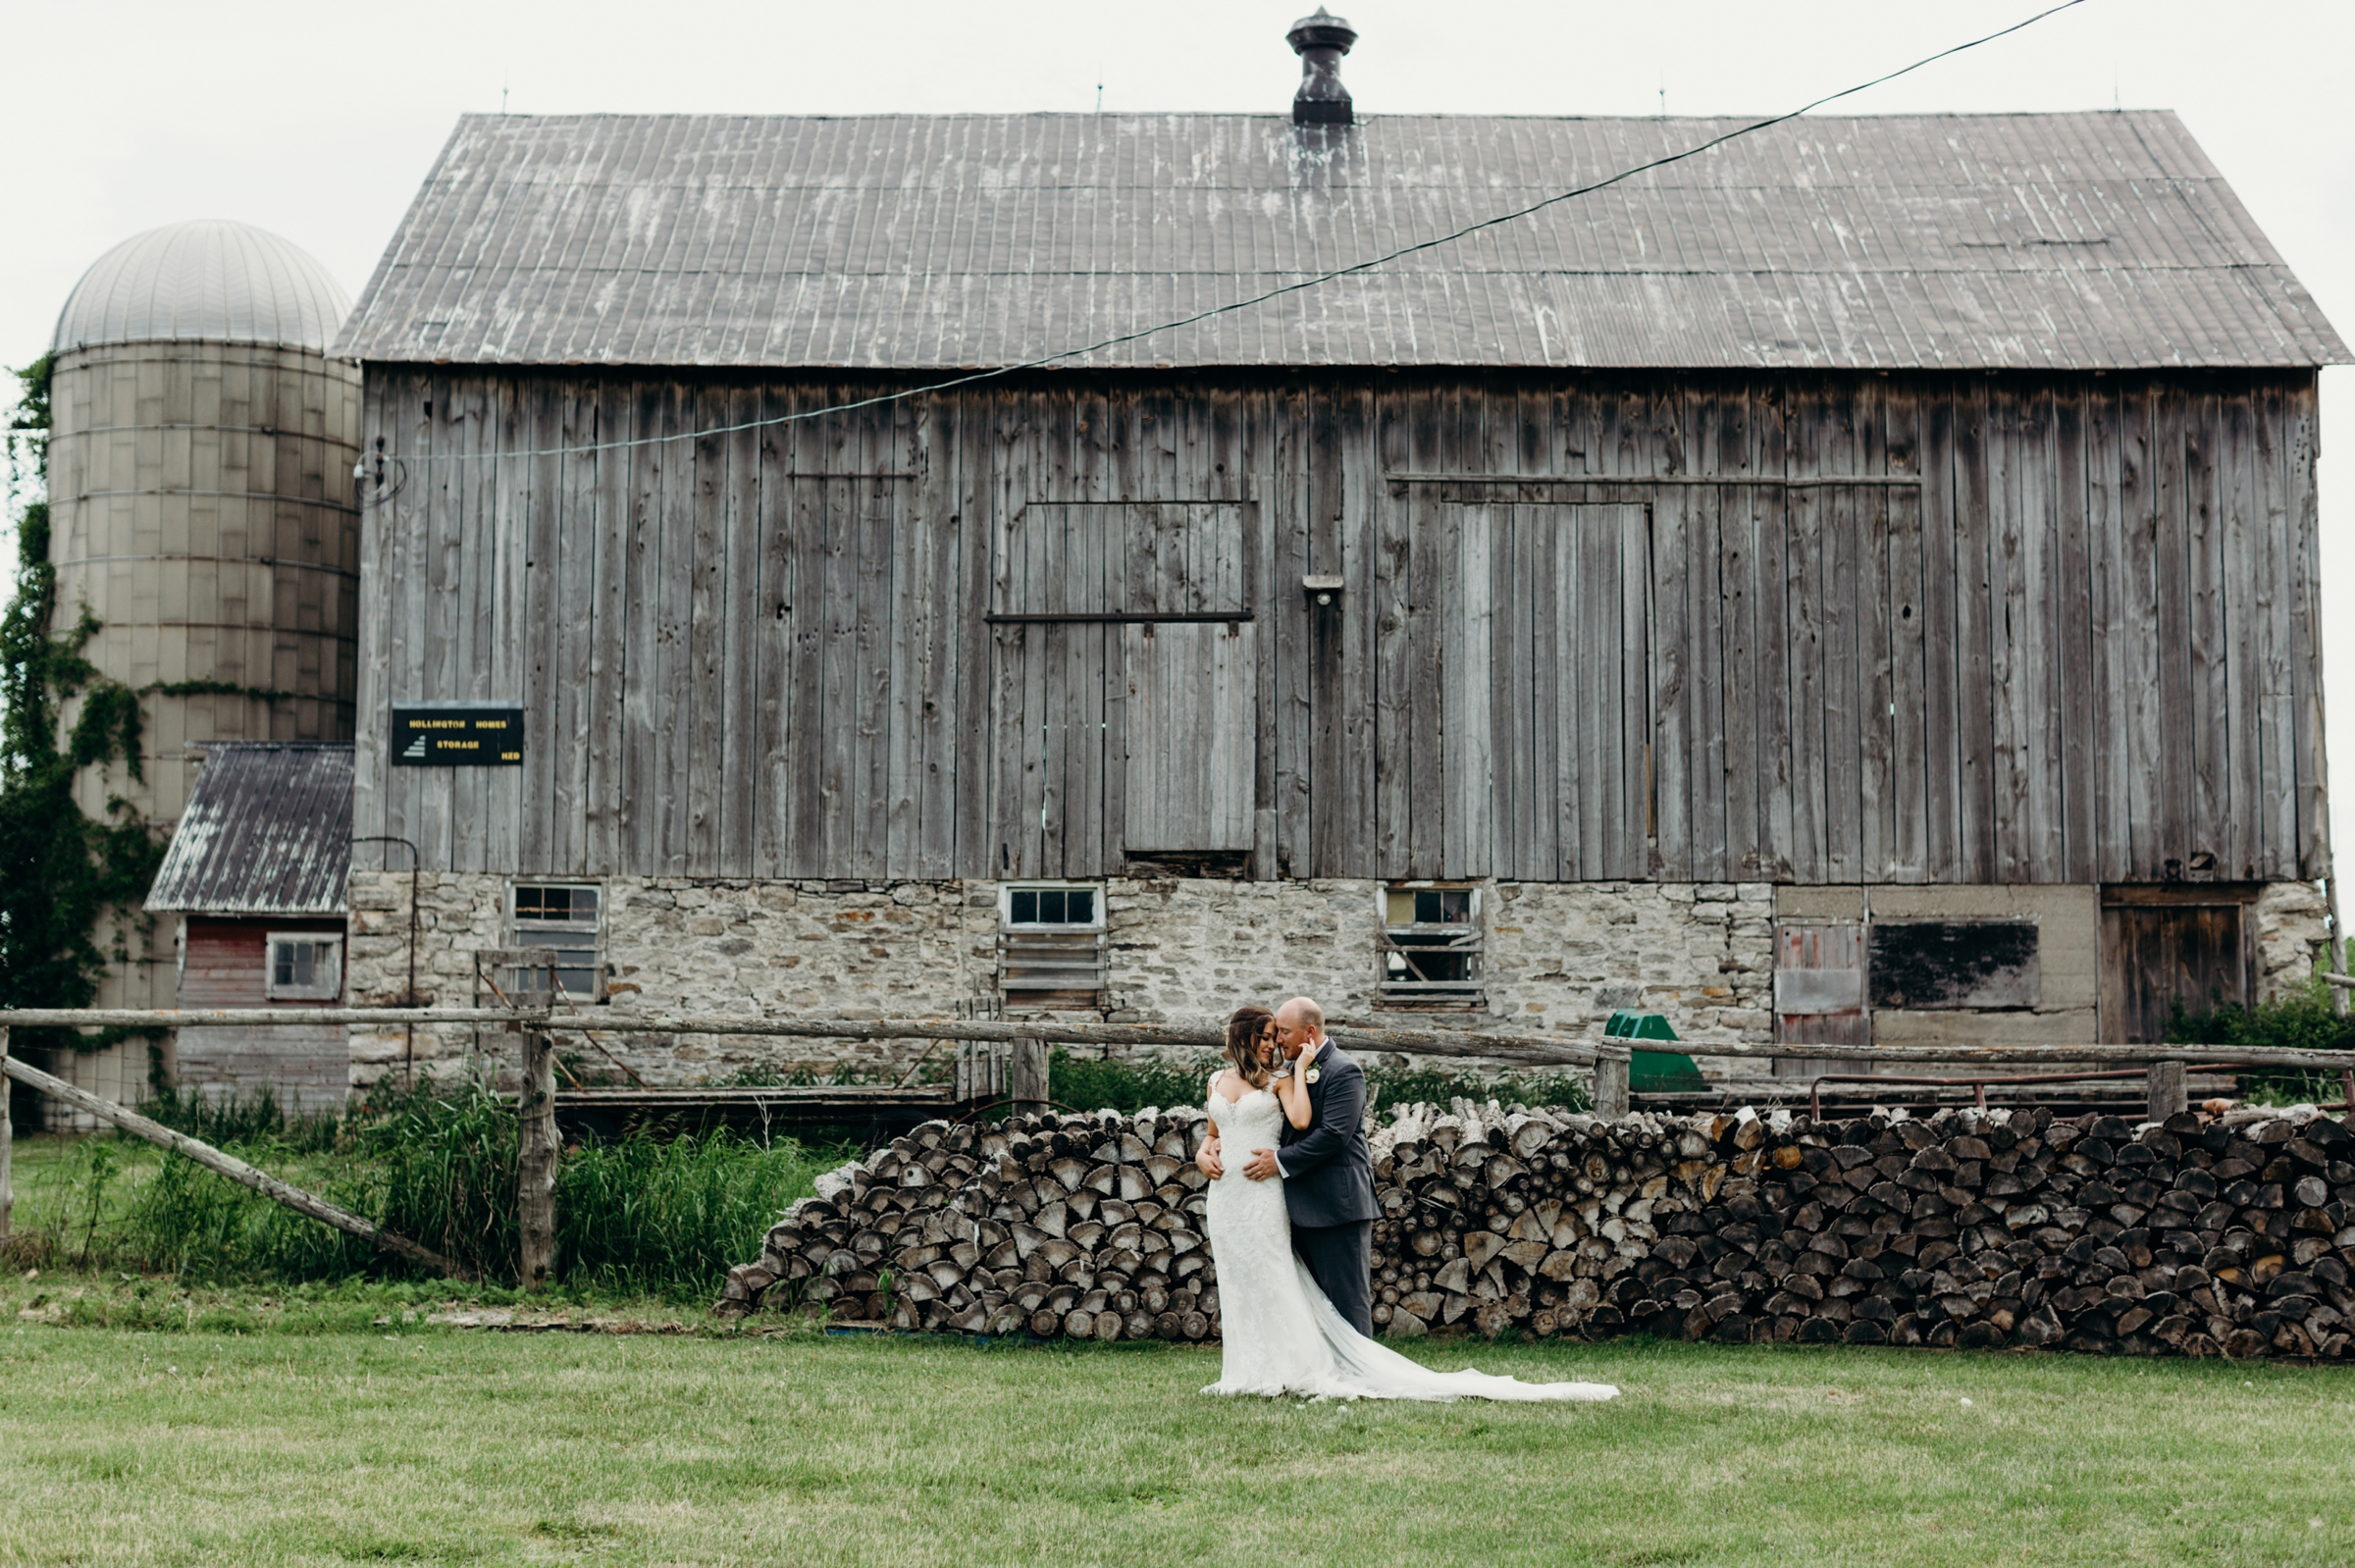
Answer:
[
  {"xmin": 145, "ymin": 744, "xmax": 352, "ymax": 916},
  {"xmin": 335, "ymin": 111, "xmax": 2344, "ymax": 371},
  {"xmin": 56, "ymin": 221, "xmax": 352, "ymax": 355}
]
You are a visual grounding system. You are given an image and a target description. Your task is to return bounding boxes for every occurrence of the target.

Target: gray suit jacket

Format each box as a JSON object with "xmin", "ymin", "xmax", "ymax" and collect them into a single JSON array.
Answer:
[{"xmin": 1275, "ymin": 1042, "xmax": 1380, "ymax": 1228}]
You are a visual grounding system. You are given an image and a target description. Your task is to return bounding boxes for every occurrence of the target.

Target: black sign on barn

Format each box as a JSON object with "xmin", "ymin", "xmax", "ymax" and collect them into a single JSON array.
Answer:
[{"xmin": 391, "ymin": 705, "xmax": 525, "ymax": 766}]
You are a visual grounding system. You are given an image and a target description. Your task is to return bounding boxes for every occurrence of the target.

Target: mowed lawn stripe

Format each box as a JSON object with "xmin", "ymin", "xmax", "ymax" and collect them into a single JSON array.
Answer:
[{"xmin": 1, "ymin": 1331, "xmax": 2350, "ymax": 1566}]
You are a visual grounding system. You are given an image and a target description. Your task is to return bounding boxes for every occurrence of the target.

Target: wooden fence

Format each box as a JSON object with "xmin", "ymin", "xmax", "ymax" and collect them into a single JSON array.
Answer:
[{"xmin": 8, "ymin": 1008, "xmax": 2354, "ymax": 1290}]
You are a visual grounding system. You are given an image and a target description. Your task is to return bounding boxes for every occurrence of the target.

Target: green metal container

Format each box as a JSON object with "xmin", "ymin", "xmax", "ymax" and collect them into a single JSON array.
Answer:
[{"xmin": 1603, "ymin": 1010, "xmax": 1707, "ymax": 1093}]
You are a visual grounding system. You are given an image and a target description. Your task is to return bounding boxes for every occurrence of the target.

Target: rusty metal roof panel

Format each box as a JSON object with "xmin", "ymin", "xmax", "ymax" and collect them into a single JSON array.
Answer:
[
  {"xmin": 145, "ymin": 744, "xmax": 352, "ymax": 917},
  {"xmin": 336, "ymin": 111, "xmax": 2345, "ymax": 370}
]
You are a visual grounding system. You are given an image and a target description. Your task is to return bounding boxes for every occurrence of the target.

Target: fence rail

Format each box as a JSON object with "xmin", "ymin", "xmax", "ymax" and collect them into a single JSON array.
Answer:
[
  {"xmin": 8, "ymin": 1006, "xmax": 2349, "ymax": 1290},
  {"xmin": 6, "ymin": 1007, "xmax": 2354, "ymax": 1071}
]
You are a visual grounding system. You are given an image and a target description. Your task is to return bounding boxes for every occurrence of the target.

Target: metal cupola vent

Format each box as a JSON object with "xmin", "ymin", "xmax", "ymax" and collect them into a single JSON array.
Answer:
[{"xmin": 1286, "ymin": 8, "xmax": 1357, "ymax": 126}]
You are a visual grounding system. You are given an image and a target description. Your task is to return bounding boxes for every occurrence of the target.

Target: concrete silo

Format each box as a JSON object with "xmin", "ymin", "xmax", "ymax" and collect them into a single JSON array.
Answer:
[{"xmin": 40, "ymin": 220, "xmax": 360, "ymax": 1105}]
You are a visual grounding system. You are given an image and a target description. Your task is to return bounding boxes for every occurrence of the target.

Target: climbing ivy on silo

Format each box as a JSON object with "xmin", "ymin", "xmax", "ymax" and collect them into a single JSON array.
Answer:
[{"xmin": 0, "ymin": 353, "xmax": 166, "ymax": 1052}]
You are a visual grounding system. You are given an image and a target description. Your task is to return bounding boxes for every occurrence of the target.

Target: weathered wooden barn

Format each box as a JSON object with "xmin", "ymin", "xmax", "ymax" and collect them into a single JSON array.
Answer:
[{"xmin": 331, "ymin": 54, "xmax": 2345, "ymax": 1082}]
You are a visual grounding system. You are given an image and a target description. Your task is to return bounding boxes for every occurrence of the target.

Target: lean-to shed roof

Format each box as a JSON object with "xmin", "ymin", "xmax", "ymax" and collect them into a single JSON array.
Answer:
[
  {"xmin": 337, "ymin": 110, "xmax": 2344, "ymax": 372},
  {"xmin": 146, "ymin": 744, "xmax": 352, "ymax": 917}
]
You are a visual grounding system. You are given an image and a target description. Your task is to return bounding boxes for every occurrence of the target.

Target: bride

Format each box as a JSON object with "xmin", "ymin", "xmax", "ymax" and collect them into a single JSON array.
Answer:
[{"xmin": 1199, "ymin": 1004, "xmax": 1619, "ymax": 1403}]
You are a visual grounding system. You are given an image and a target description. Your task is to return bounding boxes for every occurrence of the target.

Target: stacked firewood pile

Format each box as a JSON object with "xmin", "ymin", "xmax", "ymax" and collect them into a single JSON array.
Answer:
[
  {"xmin": 721, "ymin": 1108, "xmax": 1222, "ymax": 1340},
  {"xmin": 718, "ymin": 1098, "xmax": 2355, "ymax": 1359}
]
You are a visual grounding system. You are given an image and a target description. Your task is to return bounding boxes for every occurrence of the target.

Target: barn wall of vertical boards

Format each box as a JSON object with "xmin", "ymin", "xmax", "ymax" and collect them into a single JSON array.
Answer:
[{"xmin": 351, "ymin": 369, "xmax": 2327, "ymax": 892}]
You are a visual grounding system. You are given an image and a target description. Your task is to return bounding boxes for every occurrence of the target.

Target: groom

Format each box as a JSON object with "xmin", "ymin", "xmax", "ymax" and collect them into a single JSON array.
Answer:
[{"xmin": 1196, "ymin": 995, "xmax": 1380, "ymax": 1335}]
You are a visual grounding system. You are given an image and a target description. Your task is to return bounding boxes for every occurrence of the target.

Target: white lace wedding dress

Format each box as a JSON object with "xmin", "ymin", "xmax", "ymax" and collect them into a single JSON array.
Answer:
[{"xmin": 1199, "ymin": 1083, "xmax": 1619, "ymax": 1403}]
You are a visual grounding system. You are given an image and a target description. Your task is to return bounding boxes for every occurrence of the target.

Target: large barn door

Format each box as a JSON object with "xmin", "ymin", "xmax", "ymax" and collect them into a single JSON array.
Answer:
[
  {"xmin": 1464, "ymin": 502, "xmax": 1652, "ymax": 880},
  {"xmin": 2100, "ymin": 887, "xmax": 2257, "ymax": 1044},
  {"xmin": 1125, "ymin": 621, "xmax": 1255, "ymax": 852},
  {"xmin": 1122, "ymin": 502, "xmax": 1254, "ymax": 854},
  {"xmin": 988, "ymin": 501, "xmax": 1254, "ymax": 874}
]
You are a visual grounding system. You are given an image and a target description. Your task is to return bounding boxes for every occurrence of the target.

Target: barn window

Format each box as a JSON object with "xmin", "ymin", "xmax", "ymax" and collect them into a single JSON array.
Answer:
[
  {"xmin": 1377, "ymin": 884, "xmax": 1484, "ymax": 1009},
  {"xmin": 265, "ymin": 933, "xmax": 343, "ymax": 1002},
  {"xmin": 999, "ymin": 884, "xmax": 1107, "ymax": 1010},
  {"xmin": 506, "ymin": 883, "xmax": 603, "ymax": 1002}
]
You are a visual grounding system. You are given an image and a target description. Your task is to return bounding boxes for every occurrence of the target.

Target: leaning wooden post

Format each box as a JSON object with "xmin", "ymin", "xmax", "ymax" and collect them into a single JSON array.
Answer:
[
  {"xmin": 2146, "ymin": 1058, "xmax": 2187, "ymax": 1123},
  {"xmin": 1, "ymin": 1050, "xmax": 468, "ymax": 1277},
  {"xmin": 1593, "ymin": 1046, "xmax": 1631, "ymax": 1122},
  {"xmin": 1, "ymin": 1025, "xmax": 12, "ymax": 1240},
  {"xmin": 518, "ymin": 1029, "xmax": 559, "ymax": 1290}
]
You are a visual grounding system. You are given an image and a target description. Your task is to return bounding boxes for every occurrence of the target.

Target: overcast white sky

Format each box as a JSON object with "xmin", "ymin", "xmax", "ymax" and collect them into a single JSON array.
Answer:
[{"xmin": 6, "ymin": 0, "xmax": 2353, "ymax": 869}]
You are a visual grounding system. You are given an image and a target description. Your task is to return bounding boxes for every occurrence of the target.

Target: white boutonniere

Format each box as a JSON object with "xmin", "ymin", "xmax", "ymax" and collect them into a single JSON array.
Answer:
[{"xmin": 1305, "ymin": 1068, "xmax": 1322, "ymax": 1085}]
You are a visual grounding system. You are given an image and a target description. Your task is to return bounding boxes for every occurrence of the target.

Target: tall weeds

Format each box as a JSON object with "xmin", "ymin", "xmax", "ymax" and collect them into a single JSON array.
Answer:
[
  {"xmin": 556, "ymin": 1130, "xmax": 835, "ymax": 1297},
  {"xmin": 103, "ymin": 1084, "xmax": 838, "ymax": 1296}
]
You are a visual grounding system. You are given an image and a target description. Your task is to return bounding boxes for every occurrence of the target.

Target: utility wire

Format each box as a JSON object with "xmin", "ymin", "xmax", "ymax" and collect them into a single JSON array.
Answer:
[{"xmin": 391, "ymin": 0, "xmax": 2088, "ymax": 467}]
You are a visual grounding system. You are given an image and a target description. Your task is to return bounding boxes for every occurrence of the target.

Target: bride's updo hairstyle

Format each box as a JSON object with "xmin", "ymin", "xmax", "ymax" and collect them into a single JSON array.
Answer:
[{"xmin": 1225, "ymin": 1005, "xmax": 1277, "ymax": 1090}]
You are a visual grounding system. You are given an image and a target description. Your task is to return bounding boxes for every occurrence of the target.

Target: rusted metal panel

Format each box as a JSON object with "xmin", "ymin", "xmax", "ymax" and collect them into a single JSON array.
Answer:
[
  {"xmin": 145, "ymin": 744, "xmax": 352, "ymax": 916},
  {"xmin": 336, "ymin": 112, "xmax": 2344, "ymax": 373}
]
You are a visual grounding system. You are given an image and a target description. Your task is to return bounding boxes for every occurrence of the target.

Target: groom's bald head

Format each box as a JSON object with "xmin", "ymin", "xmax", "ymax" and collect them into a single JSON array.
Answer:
[{"xmin": 1276, "ymin": 997, "xmax": 1326, "ymax": 1057}]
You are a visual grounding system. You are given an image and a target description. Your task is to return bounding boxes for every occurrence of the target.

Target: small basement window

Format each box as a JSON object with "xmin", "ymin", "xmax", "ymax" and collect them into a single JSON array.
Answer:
[
  {"xmin": 999, "ymin": 884, "xmax": 1106, "ymax": 1010},
  {"xmin": 506, "ymin": 883, "xmax": 603, "ymax": 1002},
  {"xmin": 266, "ymin": 933, "xmax": 343, "ymax": 1002},
  {"xmin": 1378, "ymin": 884, "xmax": 1484, "ymax": 1009}
]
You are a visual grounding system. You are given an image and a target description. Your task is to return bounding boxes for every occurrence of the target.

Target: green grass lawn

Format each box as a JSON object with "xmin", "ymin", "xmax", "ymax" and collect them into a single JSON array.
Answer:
[{"xmin": 3, "ymin": 1315, "xmax": 2352, "ymax": 1567}]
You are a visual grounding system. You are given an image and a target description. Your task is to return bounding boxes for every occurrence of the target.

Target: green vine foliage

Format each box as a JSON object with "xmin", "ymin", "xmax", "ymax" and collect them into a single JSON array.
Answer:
[{"xmin": 1, "ymin": 354, "xmax": 167, "ymax": 1053}]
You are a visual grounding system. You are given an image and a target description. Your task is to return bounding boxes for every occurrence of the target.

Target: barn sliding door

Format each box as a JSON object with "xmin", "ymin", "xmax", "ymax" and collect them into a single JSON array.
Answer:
[{"xmin": 988, "ymin": 500, "xmax": 1255, "ymax": 874}]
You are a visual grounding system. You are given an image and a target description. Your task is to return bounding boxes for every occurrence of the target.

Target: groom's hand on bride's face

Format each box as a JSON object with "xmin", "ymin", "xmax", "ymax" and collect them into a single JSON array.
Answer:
[
  {"xmin": 1242, "ymin": 1149, "xmax": 1282, "ymax": 1181},
  {"xmin": 1196, "ymin": 1137, "xmax": 1224, "ymax": 1180}
]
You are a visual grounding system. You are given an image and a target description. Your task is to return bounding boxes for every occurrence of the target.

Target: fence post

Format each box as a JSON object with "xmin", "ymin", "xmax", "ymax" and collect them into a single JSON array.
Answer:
[
  {"xmin": 1, "ymin": 1025, "xmax": 12, "ymax": 1240},
  {"xmin": 1010, "ymin": 1034, "xmax": 1049, "ymax": 1114},
  {"xmin": 2146, "ymin": 1059, "xmax": 2187, "ymax": 1123},
  {"xmin": 1593, "ymin": 1046, "xmax": 1630, "ymax": 1122},
  {"xmin": 519, "ymin": 1029, "xmax": 559, "ymax": 1289}
]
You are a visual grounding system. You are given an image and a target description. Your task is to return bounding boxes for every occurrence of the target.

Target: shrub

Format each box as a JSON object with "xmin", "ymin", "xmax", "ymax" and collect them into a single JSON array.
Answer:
[{"xmin": 2166, "ymin": 976, "xmax": 2354, "ymax": 1105}]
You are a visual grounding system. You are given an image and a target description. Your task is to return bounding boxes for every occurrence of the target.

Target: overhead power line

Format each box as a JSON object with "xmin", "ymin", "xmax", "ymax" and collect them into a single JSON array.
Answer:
[{"xmin": 391, "ymin": 0, "xmax": 2089, "ymax": 467}]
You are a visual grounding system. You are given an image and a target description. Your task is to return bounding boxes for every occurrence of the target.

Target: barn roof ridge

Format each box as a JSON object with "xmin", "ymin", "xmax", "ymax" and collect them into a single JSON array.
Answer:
[{"xmin": 337, "ymin": 108, "xmax": 2346, "ymax": 372}]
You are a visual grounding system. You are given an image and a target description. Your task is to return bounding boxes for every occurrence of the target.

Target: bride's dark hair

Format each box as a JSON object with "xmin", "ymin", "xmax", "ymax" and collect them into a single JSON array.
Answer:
[{"xmin": 1225, "ymin": 1005, "xmax": 1277, "ymax": 1090}]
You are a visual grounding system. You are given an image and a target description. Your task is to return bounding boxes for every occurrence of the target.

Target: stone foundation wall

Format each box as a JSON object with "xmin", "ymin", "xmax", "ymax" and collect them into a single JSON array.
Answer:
[
  {"xmin": 2256, "ymin": 880, "xmax": 2333, "ymax": 997},
  {"xmin": 344, "ymin": 871, "xmax": 2330, "ymax": 1093},
  {"xmin": 344, "ymin": 872, "xmax": 1780, "ymax": 1090}
]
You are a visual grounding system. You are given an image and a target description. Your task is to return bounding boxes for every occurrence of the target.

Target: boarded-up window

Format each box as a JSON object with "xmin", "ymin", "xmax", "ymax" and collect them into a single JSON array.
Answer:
[
  {"xmin": 1868, "ymin": 921, "xmax": 2040, "ymax": 1010},
  {"xmin": 1377, "ymin": 884, "xmax": 1483, "ymax": 1008},
  {"xmin": 989, "ymin": 500, "xmax": 1256, "ymax": 865},
  {"xmin": 505, "ymin": 883, "xmax": 603, "ymax": 1002},
  {"xmin": 998, "ymin": 883, "xmax": 1107, "ymax": 1010}
]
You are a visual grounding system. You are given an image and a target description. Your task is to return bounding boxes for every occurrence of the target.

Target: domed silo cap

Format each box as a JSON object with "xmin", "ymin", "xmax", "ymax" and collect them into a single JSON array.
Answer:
[{"xmin": 51, "ymin": 219, "xmax": 351, "ymax": 355}]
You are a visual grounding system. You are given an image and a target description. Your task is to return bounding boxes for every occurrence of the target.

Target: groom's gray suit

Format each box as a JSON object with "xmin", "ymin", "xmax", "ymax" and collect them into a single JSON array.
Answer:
[{"xmin": 1276, "ymin": 1040, "xmax": 1380, "ymax": 1335}]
